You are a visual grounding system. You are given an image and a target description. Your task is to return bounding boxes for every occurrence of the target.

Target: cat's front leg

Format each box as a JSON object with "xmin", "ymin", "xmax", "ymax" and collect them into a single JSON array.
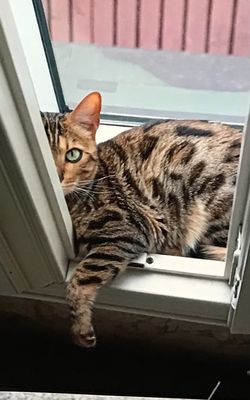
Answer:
[{"xmin": 66, "ymin": 244, "xmax": 135, "ymax": 348}]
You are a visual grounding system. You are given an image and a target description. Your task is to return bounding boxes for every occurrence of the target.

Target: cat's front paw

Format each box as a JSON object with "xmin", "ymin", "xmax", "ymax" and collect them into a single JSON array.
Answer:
[{"xmin": 71, "ymin": 321, "xmax": 96, "ymax": 348}]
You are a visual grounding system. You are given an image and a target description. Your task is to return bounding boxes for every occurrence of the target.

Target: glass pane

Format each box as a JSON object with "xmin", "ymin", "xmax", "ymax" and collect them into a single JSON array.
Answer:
[{"xmin": 41, "ymin": 0, "xmax": 250, "ymax": 123}]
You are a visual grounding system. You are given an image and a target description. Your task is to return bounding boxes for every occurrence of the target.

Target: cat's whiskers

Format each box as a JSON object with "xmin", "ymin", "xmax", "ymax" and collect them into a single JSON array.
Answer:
[
  {"xmin": 65, "ymin": 185, "xmax": 92, "ymax": 202},
  {"xmin": 77, "ymin": 174, "xmax": 115, "ymax": 186},
  {"xmin": 79, "ymin": 186, "xmax": 112, "ymax": 195},
  {"xmin": 75, "ymin": 186, "xmax": 95, "ymax": 201},
  {"xmin": 76, "ymin": 178, "xmax": 114, "ymax": 195},
  {"xmin": 63, "ymin": 176, "xmax": 114, "ymax": 197},
  {"xmin": 63, "ymin": 183, "xmax": 75, "ymax": 187},
  {"xmin": 82, "ymin": 185, "xmax": 113, "ymax": 194},
  {"xmin": 62, "ymin": 182, "xmax": 77, "ymax": 191}
]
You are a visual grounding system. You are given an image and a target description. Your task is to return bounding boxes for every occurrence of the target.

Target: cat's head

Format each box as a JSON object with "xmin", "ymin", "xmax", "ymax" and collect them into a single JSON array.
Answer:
[{"xmin": 42, "ymin": 92, "xmax": 101, "ymax": 196}]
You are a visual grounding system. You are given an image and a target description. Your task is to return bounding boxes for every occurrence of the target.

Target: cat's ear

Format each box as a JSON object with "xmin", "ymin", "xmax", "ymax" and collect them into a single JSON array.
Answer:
[{"xmin": 68, "ymin": 92, "xmax": 101, "ymax": 133}]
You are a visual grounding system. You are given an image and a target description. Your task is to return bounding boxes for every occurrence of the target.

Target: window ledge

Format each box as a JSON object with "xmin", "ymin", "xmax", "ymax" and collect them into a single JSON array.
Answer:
[
  {"xmin": 67, "ymin": 260, "xmax": 231, "ymax": 326},
  {"xmin": 13, "ymin": 258, "xmax": 230, "ymax": 327}
]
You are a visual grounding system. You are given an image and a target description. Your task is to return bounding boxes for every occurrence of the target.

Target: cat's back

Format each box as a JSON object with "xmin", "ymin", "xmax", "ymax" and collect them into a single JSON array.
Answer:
[{"xmin": 98, "ymin": 119, "xmax": 241, "ymax": 172}]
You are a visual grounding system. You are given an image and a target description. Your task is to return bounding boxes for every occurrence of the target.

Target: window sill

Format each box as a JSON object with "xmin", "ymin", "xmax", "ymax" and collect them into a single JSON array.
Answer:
[
  {"xmin": 10, "ymin": 257, "xmax": 230, "ymax": 328},
  {"xmin": 67, "ymin": 259, "xmax": 230, "ymax": 326}
]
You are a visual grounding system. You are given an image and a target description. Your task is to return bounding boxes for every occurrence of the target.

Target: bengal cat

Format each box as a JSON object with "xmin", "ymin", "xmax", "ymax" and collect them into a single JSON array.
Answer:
[{"xmin": 41, "ymin": 92, "xmax": 241, "ymax": 348}]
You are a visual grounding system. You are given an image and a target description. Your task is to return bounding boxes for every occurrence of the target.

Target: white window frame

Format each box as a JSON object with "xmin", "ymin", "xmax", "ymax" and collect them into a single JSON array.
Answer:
[
  {"xmin": 0, "ymin": 0, "xmax": 74, "ymax": 294},
  {"xmin": 1, "ymin": 0, "xmax": 250, "ymax": 333}
]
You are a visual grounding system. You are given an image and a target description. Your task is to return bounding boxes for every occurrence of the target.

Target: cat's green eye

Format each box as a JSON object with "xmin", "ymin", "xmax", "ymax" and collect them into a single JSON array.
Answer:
[{"xmin": 65, "ymin": 148, "xmax": 83, "ymax": 163}]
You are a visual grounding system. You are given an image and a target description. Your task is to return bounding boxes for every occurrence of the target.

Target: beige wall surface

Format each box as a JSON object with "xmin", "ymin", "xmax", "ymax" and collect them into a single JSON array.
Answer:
[{"xmin": 1, "ymin": 295, "xmax": 250, "ymax": 360}]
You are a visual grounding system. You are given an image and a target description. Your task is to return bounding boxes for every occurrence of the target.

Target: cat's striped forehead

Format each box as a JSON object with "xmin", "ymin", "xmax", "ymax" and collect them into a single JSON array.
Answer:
[{"xmin": 41, "ymin": 111, "xmax": 67, "ymax": 148}]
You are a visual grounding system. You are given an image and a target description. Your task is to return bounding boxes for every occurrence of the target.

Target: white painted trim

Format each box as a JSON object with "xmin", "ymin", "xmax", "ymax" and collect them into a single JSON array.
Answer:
[
  {"xmin": 0, "ymin": 2, "xmax": 74, "ymax": 290},
  {"xmin": 11, "ymin": 264, "xmax": 230, "ymax": 326},
  {"xmin": 229, "ymin": 186, "xmax": 250, "ymax": 333},
  {"xmin": 1, "ymin": 1, "xmax": 74, "ymax": 255},
  {"xmin": 97, "ymin": 270, "xmax": 230, "ymax": 325},
  {"xmin": 226, "ymin": 107, "xmax": 250, "ymax": 280},
  {"xmin": 132, "ymin": 254, "xmax": 225, "ymax": 279},
  {"xmin": 8, "ymin": 0, "xmax": 59, "ymax": 112}
]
